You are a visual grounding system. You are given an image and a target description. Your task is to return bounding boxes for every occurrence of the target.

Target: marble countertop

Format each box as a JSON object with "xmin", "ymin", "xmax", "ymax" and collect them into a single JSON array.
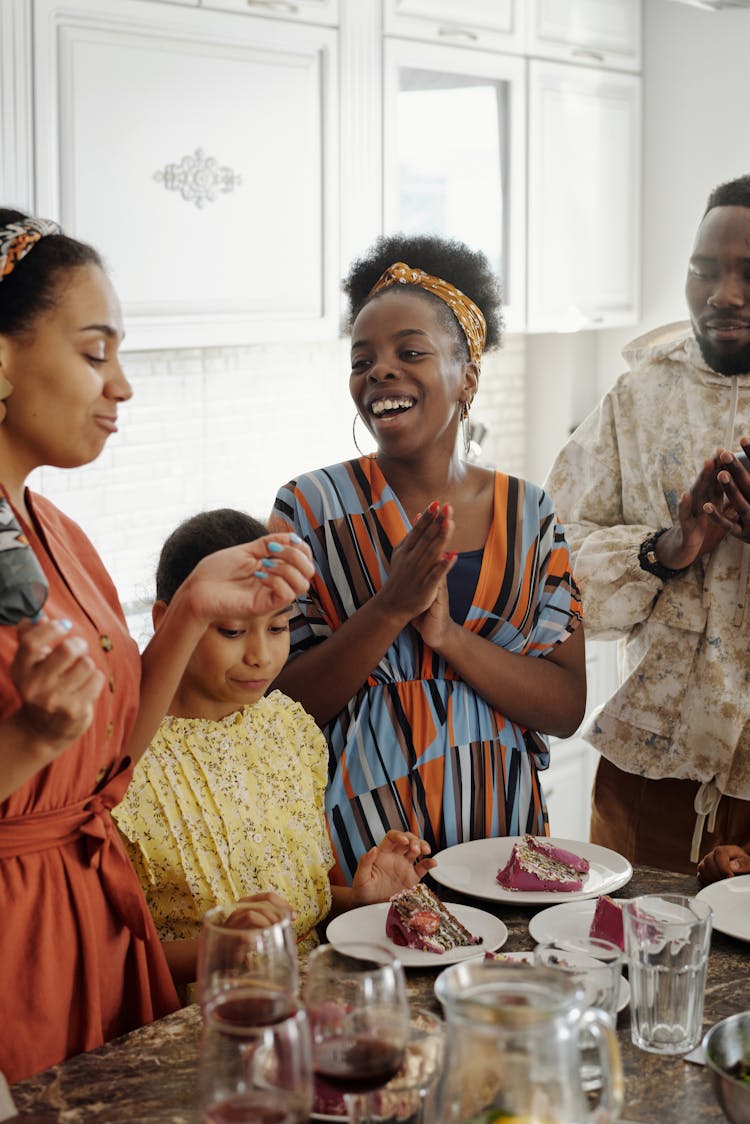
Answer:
[{"xmin": 10, "ymin": 865, "xmax": 749, "ymax": 1122}]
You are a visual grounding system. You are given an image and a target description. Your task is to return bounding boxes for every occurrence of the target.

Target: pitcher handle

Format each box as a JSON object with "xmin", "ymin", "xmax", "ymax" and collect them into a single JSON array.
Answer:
[{"xmin": 579, "ymin": 1007, "xmax": 624, "ymax": 1122}]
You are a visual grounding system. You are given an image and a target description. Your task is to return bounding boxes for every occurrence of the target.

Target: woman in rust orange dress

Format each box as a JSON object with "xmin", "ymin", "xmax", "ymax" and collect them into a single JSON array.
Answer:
[{"xmin": 0, "ymin": 210, "xmax": 314, "ymax": 1083}]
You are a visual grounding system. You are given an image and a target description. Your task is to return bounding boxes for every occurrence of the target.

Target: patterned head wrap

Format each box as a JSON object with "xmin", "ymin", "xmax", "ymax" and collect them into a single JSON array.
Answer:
[
  {"xmin": 0, "ymin": 217, "xmax": 62, "ymax": 282},
  {"xmin": 368, "ymin": 260, "xmax": 487, "ymax": 367}
]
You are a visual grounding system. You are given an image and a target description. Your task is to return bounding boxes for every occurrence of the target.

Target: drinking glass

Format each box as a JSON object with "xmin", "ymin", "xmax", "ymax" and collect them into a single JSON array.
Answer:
[
  {"xmin": 313, "ymin": 1007, "xmax": 445, "ymax": 1123},
  {"xmin": 623, "ymin": 893, "xmax": 713, "ymax": 1056},
  {"xmin": 197, "ymin": 905, "xmax": 299, "ymax": 1011},
  {"xmin": 534, "ymin": 936, "xmax": 623, "ymax": 1091},
  {"xmin": 198, "ymin": 991, "xmax": 313, "ymax": 1123},
  {"xmin": 302, "ymin": 941, "xmax": 409, "ymax": 1124}
]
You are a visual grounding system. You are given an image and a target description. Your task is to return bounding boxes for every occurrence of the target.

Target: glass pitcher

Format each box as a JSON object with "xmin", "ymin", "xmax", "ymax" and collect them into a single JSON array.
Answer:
[{"xmin": 434, "ymin": 959, "xmax": 624, "ymax": 1124}]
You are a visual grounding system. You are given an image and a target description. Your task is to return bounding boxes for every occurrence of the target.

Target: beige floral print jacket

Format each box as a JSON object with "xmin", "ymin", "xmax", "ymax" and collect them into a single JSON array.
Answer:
[{"xmin": 545, "ymin": 322, "xmax": 750, "ymax": 835}]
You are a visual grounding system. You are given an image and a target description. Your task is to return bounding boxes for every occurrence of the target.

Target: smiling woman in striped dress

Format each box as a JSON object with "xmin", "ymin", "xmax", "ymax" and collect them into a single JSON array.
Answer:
[{"xmin": 271, "ymin": 234, "xmax": 586, "ymax": 884}]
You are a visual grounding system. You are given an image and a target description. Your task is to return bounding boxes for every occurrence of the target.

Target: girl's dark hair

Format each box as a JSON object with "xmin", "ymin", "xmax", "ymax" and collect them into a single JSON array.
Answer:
[
  {"xmin": 0, "ymin": 208, "xmax": 103, "ymax": 335},
  {"xmin": 342, "ymin": 233, "xmax": 503, "ymax": 358},
  {"xmin": 156, "ymin": 508, "xmax": 268, "ymax": 604}
]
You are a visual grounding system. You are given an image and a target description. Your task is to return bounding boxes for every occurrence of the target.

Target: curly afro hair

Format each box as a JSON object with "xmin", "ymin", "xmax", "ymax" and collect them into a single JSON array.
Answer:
[{"xmin": 342, "ymin": 233, "xmax": 503, "ymax": 359}]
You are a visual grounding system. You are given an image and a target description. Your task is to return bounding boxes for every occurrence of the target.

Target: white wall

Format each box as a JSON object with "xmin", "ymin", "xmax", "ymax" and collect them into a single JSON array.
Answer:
[
  {"xmin": 527, "ymin": 0, "xmax": 750, "ymax": 486},
  {"xmin": 31, "ymin": 334, "xmax": 527, "ymax": 644}
]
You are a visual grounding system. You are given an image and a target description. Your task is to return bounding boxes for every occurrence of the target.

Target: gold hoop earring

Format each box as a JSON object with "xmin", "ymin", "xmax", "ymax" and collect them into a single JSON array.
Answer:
[
  {"xmin": 0, "ymin": 375, "xmax": 13, "ymax": 425},
  {"xmin": 459, "ymin": 400, "xmax": 471, "ymax": 459},
  {"xmin": 352, "ymin": 412, "xmax": 368, "ymax": 457}
]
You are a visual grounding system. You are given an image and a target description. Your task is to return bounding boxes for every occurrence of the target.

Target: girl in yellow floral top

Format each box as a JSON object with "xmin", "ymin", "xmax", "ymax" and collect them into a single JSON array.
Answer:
[{"xmin": 114, "ymin": 509, "xmax": 434, "ymax": 989}]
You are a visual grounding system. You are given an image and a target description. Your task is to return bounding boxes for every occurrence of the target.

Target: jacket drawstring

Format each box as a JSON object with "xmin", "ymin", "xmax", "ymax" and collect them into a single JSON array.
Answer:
[{"xmin": 691, "ymin": 778, "xmax": 722, "ymax": 864}]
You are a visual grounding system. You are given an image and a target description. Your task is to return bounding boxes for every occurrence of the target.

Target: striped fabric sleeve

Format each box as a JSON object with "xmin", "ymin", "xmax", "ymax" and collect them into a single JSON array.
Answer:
[
  {"xmin": 271, "ymin": 477, "xmax": 335, "ymax": 657},
  {"xmin": 524, "ymin": 489, "xmax": 583, "ymax": 658}
]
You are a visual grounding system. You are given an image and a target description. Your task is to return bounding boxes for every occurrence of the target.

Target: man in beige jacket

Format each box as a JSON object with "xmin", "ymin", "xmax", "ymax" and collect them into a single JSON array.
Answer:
[{"xmin": 545, "ymin": 174, "xmax": 750, "ymax": 874}]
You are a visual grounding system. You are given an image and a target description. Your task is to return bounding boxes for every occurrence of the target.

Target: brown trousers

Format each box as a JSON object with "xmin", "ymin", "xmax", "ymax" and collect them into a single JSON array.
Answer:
[{"xmin": 590, "ymin": 757, "xmax": 750, "ymax": 875}]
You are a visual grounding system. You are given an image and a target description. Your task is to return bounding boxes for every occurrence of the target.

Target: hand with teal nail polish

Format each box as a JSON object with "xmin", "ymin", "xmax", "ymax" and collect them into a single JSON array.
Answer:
[
  {"xmin": 267, "ymin": 541, "xmax": 284, "ymax": 554},
  {"xmin": 262, "ymin": 558, "xmax": 277, "ymax": 569}
]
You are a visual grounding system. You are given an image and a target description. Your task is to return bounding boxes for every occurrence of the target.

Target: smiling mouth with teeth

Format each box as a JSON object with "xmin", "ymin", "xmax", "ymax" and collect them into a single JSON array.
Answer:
[{"xmin": 370, "ymin": 396, "xmax": 416, "ymax": 417}]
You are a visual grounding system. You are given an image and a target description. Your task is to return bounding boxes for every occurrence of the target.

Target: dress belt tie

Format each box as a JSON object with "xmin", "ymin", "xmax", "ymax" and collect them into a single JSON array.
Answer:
[{"xmin": 0, "ymin": 759, "xmax": 149, "ymax": 940}]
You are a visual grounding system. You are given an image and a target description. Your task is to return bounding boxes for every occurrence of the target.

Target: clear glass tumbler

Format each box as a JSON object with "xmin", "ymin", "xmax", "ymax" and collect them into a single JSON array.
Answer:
[{"xmin": 623, "ymin": 893, "xmax": 712, "ymax": 1056}]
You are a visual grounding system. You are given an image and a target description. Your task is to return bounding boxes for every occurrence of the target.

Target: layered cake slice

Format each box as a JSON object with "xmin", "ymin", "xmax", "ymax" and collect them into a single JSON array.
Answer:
[
  {"xmin": 496, "ymin": 835, "xmax": 590, "ymax": 892},
  {"xmin": 588, "ymin": 895, "xmax": 624, "ymax": 950},
  {"xmin": 386, "ymin": 883, "xmax": 482, "ymax": 954}
]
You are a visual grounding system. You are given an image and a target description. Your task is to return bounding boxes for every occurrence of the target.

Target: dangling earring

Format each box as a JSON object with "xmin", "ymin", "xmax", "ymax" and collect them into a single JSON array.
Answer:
[
  {"xmin": 460, "ymin": 399, "xmax": 471, "ymax": 459},
  {"xmin": 0, "ymin": 375, "xmax": 13, "ymax": 424},
  {"xmin": 352, "ymin": 412, "xmax": 367, "ymax": 457}
]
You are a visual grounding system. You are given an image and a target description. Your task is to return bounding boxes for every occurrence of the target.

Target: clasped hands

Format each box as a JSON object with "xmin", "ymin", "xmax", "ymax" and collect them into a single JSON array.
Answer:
[
  {"xmin": 652, "ymin": 440, "xmax": 750, "ymax": 571},
  {"xmin": 378, "ymin": 501, "xmax": 458, "ymax": 650}
]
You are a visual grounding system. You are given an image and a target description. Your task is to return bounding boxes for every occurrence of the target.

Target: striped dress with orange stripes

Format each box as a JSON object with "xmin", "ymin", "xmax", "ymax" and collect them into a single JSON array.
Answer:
[{"xmin": 272, "ymin": 456, "xmax": 582, "ymax": 884}]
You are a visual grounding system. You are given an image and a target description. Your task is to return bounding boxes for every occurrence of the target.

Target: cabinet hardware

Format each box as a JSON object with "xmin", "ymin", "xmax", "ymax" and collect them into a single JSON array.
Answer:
[
  {"xmin": 246, "ymin": 0, "xmax": 300, "ymax": 12},
  {"xmin": 571, "ymin": 48, "xmax": 606, "ymax": 63},
  {"xmin": 437, "ymin": 25, "xmax": 479, "ymax": 42}
]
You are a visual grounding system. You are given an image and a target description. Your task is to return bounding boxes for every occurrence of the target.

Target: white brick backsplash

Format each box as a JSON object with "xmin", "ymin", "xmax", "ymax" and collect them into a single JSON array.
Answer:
[{"xmin": 32, "ymin": 334, "xmax": 526, "ymax": 636}]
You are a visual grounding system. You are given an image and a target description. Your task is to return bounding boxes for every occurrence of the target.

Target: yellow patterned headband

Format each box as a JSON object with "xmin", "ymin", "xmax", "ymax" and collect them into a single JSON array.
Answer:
[
  {"xmin": 0, "ymin": 217, "xmax": 61, "ymax": 283},
  {"xmin": 368, "ymin": 261, "xmax": 487, "ymax": 367}
]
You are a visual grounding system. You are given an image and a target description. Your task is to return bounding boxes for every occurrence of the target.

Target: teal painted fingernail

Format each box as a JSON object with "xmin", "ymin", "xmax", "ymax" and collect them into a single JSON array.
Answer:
[
  {"xmin": 253, "ymin": 570, "xmax": 268, "ymax": 579},
  {"xmin": 268, "ymin": 541, "xmax": 284, "ymax": 554},
  {"xmin": 290, "ymin": 533, "xmax": 303, "ymax": 545},
  {"xmin": 57, "ymin": 619, "xmax": 72, "ymax": 631},
  {"xmin": 262, "ymin": 557, "xmax": 277, "ymax": 569}
]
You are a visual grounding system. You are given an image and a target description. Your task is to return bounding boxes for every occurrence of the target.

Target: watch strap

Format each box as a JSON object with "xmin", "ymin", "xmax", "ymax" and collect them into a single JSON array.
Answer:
[{"xmin": 638, "ymin": 529, "xmax": 689, "ymax": 580}]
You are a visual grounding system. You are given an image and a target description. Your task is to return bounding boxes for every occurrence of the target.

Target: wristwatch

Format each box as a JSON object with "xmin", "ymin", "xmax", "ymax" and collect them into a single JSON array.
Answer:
[{"xmin": 638, "ymin": 529, "xmax": 689, "ymax": 581}]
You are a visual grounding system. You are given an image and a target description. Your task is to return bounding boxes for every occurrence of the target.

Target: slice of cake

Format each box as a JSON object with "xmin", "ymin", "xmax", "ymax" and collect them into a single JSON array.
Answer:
[
  {"xmin": 589, "ymin": 895, "xmax": 624, "ymax": 950},
  {"xmin": 496, "ymin": 835, "xmax": 590, "ymax": 892},
  {"xmin": 386, "ymin": 883, "xmax": 482, "ymax": 954}
]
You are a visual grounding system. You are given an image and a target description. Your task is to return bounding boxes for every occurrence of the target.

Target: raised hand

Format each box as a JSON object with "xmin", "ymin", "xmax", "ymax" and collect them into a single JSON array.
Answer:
[
  {"xmin": 351, "ymin": 830, "xmax": 436, "ymax": 906},
  {"xmin": 10, "ymin": 616, "xmax": 105, "ymax": 751},
  {"xmin": 182, "ymin": 533, "xmax": 314, "ymax": 623},
  {"xmin": 703, "ymin": 443, "xmax": 750, "ymax": 542},
  {"xmin": 655, "ymin": 455, "xmax": 730, "ymax": 570},
  {"xmin": 378, "ymin": 503, "xmax": 455, "ymax": 623}
]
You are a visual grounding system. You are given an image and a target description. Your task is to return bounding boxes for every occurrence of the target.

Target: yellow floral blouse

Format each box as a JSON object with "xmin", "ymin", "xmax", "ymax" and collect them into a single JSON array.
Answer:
[{"xmin": 113, "ymin": 691, "xmax": 334, "ymax": 955}]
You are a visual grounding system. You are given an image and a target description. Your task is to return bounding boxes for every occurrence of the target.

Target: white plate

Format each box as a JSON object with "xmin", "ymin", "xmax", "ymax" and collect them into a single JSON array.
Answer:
[
  {"xmin": 430, "ymin": 837, "xmax": 632, "ymax": 905},
  {"xmin": 436, "ymin": 945, "xmax": 629, "ymax": 1013},
  {"xmin": 528, "ymin": 899, "xmax": 599, "ymax": 945},
  {"xmin": 325, "ymin": 901, "xmax": 508, "ymax": 968},
  {"xmin": 696, "ymin": 873, "xmax": 750, "ymax": 942},
  {"xmin": 527, "ymin": 901, "xmax": 629, "ymax": 1013}
]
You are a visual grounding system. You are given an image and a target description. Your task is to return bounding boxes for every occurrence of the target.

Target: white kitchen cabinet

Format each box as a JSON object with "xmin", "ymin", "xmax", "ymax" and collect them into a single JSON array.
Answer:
[
  {"xmin": 543, "ymin": 737, "xmax": 598, "ymax": 841},
  {"xmin": 200, "ymin": 0, "xmax": 338, "ymax": 26},
  {"xmin": 528, "ymin": 0, "xmax": 641, "ymax": 72},
  {"xmin": 527, "ymin": 59, "xmax": 641, "ymax": 332},
  {"xmin": 33, "ymin": 0, "xmax": 339, "ymax": 350},
  {"xmin": 383, "ymin": 0, "xmax": 525, "ymax": 55},
  {"xmin": 543, "ymin": 639, "xmax": 619, "ymax": 841},
  {"xmin": 0, "ymin": 0, "xmax": 34, "ymax": 210},
  {"xmin": 383, "ymin": 37, "xmax": 526, "ymax": 331}
]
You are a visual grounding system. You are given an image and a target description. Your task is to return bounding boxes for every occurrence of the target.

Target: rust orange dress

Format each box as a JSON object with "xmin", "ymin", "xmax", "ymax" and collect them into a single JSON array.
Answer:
[{"xmin": 0, "ymin": 491, "xmax": 178, "ymax": 1084}]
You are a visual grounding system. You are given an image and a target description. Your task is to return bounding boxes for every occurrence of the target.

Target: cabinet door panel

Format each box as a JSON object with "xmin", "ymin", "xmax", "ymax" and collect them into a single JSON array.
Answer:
[
  {"xmin": 383, "ymin": 0, "xmax": 524, "ymax": 54},
  {"xmin": 34, "ymin": 0, "xmax": 338, "ymax": 349},
  {"xmin": 529, "ymin": 0, "xmax": 641, "ymax": 71},
  {"xmin": 527, "ymin": 60, "xmax": 640, "ymax": 331}
]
